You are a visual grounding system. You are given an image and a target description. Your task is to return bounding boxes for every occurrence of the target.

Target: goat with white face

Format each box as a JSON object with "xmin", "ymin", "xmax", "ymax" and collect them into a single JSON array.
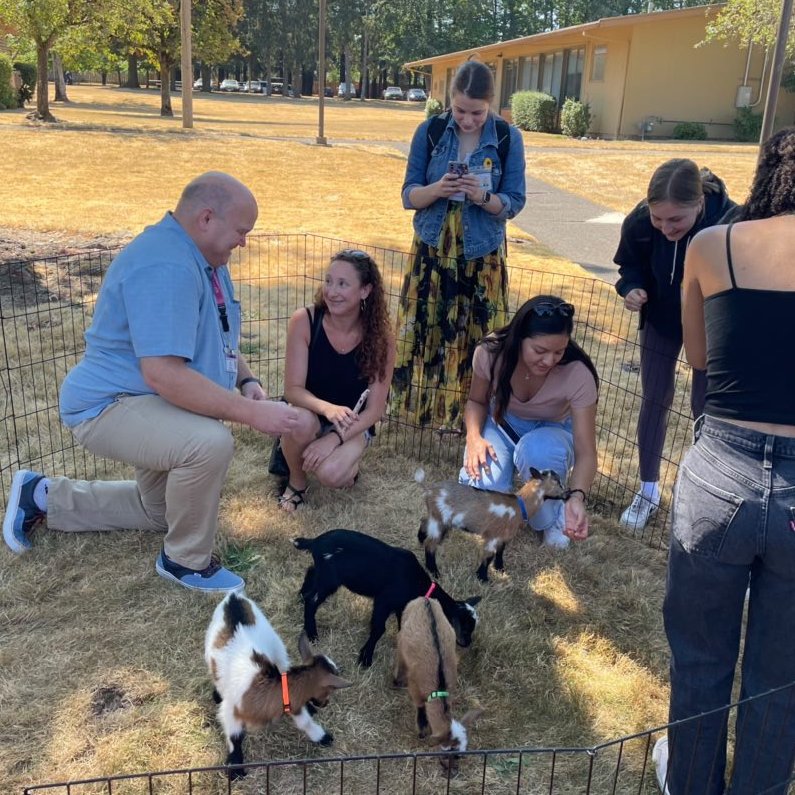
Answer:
[
  {"xmin": 394, "ymin": 596, "xmax": 482, "ymax": 772},
  {"xmin": 418, "ymin": 467, "xmax": 566, "ymax": 581},
  {"xmin": 205, "ymin": 591, "xmax": 352, "ymax": 779}
]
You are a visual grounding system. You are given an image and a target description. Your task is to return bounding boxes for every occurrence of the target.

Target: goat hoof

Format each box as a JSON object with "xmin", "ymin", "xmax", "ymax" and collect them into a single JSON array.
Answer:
[
  {"xmin": 476, "ymin": 571, "xmax": 489, "ymax": 583},
  {"xmin": 357, "ymin": 651, "xmax": 374, "ymax": 668},
  {"xmin": 318, "ymin": 732, "xmax": 334, "ymax": 746},
  {"xmin": 227, "ymin": 763, "xmax": 247, "ymax": 781}
]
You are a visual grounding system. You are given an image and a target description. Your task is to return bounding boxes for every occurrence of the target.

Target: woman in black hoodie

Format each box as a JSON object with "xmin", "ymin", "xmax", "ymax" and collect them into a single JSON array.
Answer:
[{"xmin": 614, "ymin": 159, "xmax": 736, "ymax": 530}]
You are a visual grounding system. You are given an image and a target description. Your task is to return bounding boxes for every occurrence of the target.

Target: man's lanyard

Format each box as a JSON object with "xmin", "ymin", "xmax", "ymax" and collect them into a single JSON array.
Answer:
[{"xmin": 210, "ymin": 270, "xmax": 230, "ymax": 333}]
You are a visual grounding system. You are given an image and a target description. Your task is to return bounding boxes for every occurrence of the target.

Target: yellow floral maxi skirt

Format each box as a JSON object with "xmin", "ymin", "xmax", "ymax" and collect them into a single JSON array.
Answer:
[{"xmin": 391, "ymin": 203, "xmax": 509, "ymax": 428}]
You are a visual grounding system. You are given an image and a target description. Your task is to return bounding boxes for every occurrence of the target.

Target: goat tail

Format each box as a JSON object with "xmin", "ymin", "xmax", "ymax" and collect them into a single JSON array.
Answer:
[{"xmin": 292, "ymin": 537, "xmax": 313, "ymax": 551}]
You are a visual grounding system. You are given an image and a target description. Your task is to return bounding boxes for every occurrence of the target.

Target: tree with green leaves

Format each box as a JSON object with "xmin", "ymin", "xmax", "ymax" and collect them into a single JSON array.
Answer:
[
  {"xmin": 0, "ymin": 0, "xmax": 109, "ymax": 121},
  {"xmin": 703, "ymin": 0, "xmax": 794, "ymax": 55}
]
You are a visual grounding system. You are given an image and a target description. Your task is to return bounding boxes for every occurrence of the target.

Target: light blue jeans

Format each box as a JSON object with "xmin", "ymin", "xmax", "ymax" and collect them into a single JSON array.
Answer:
[{"xmin": 458, "ymin": 412, "xmax": 574, "ymax": 538}]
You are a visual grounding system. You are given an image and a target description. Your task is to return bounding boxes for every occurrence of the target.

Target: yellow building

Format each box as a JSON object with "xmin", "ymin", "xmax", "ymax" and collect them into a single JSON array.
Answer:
[{"xmin": 405, "ymin": 4, "xmax": 795, "ymax": 139}]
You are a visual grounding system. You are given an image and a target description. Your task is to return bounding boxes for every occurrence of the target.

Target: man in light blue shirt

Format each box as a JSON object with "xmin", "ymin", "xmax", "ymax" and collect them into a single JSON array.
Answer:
[{"xmin": 3, "ymin": 172, "xmax": 299, "ymax": 593}]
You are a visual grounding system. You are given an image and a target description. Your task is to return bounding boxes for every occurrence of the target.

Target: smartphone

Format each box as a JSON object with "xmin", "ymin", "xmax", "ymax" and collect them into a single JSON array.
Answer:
[
  {"xmin": 448, "ymin": 161, "xmax": 468, "ymax": 178},
  {"xmin": 352, "ymin": 388, "xmax": 370, "ymax": 415}
]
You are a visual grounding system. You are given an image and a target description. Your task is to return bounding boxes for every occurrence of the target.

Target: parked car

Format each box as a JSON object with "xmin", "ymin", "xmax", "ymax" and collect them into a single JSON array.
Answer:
[
  {"xmin": 220, "ymin": 78, "xmax": 240, "ymax": 92},
  {"xmin": 406, "ymin": 87, "xmax": 427, "ymax": 102},
  {"xmin": 337, "ymin": 82, "xmax": 358, "ymax": 98},
  {"xmin": 323, "ymin": 86, "xmax": 334, "ymax": 97},
  {"xmin": 246, "ymin": 80, "xmax": 265, "ymax": 93},
  {"xmin": 383, "ymin": 86, "xmax": 404, "ymax": 100},
  {"xmin": 193, "ymin": 78, "xmax": 204, "ymax": 90}
]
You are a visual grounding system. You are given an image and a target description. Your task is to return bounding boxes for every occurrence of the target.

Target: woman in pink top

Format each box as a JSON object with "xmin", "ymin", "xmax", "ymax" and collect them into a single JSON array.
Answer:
[{"xmin": 460, "ymin": 295, "xmax": 599, "ymax": 547}]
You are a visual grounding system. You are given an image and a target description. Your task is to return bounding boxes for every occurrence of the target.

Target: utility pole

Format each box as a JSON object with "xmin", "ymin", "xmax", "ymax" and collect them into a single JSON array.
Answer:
[
  {"xmin": 317, "ymin": 0, "xmax": 328, "ymax": 144},
  {"xmin": 759, "ymin": 0, "xmax": 793, "ymax": 145},
  {"xmin": 180, "ymin": 0, "xmax": 194, "ymax": 129}
]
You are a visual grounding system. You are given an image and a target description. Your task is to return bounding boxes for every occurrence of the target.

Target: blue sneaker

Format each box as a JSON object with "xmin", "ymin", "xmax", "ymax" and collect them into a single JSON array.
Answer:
[
  {"xmin": 155, "ymin": 549, "xmax": 244, "ymax": 593},
  {"xmin": 3, "ymin": 470, "xmax": 45, "ymax": 554}
]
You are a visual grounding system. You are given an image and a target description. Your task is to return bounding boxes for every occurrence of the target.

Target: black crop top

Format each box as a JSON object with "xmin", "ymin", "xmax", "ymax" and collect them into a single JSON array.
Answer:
[
  {"xmin": 304, "ymin": 307, "xmax": 369, "ymax": 414},
  {"xmin": 703, "ymin": 223, "xmax": 795, "ymax": 424}
]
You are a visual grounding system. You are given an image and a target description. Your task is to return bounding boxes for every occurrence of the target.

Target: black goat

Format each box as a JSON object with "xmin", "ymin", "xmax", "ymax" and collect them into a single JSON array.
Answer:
[{"xmin": 293, "ymin": 529, "xmax": 481, "ymax": 667}]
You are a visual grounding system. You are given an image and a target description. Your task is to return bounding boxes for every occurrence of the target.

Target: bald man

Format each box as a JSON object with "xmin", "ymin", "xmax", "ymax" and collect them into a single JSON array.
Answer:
[{"xmin": 3, "ymin": 172, "xmax": 299, "ymax": 593}]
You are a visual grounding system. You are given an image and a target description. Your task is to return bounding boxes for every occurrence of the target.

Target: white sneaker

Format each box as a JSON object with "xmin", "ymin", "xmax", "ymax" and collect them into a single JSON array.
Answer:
[
  {"xmin": 652, "ymin": 736, "xmax": 671, "ymax": 794},
  {"xmin": 620, "ymin": 492, "xmax": 659, "ymax": 530}
]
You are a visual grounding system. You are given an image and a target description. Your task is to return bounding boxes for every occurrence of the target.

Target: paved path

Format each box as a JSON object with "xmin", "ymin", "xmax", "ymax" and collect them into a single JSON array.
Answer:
[{"xmin": 513, "ymin": 174, "xmax": 622, "ymax": 283}]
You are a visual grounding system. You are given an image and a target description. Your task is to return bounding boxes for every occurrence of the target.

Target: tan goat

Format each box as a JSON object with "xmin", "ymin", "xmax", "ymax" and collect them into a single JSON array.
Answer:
[
  {"xmin": 417, "ymin": 467, "xmax": 566, "ymax": 581},
  {"xmin": 394, "ymin": 596, "xmax": 481, "ymax": 771}
]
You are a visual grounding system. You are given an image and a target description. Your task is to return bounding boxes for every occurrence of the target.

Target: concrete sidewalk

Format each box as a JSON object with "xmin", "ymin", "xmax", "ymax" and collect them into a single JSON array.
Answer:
[{"xmin": 511, "ymin": 174, "xmax": 623, "ymax": 284}]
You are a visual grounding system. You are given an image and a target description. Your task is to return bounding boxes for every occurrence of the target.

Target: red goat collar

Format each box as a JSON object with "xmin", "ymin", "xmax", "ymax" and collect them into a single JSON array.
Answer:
[
  {"xmin": 281, "ymin": 672, "xmax": 291, "ymax": 714},
  {"xmin": 424, "ymin": 582, "xmax": 436, "ymax": 599}
]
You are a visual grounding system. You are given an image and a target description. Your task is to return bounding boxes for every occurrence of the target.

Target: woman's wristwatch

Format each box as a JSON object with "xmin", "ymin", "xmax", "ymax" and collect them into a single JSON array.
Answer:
[{"xmin": 478, "ymin": 190, "xmax": 492, "ymax": 206}]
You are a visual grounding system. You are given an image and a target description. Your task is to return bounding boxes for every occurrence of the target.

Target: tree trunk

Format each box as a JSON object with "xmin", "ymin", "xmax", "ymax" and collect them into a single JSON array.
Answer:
[
  {"xmin": 33, "ymin": 41, "xmax": 56, "ymax": 122},
  {"xmin": 159, "ymin": 60, "xmax": 173, "ymax": 116},
  {"xmin": 101, "ymin": 70, "xmax": 107, "ymax": 85},
  {"xmin": 127, "ymin": 56, "xmax": 140, "ymax": 89},
  {"xmin": 53, "ymin": 53, "xmax": 69, "ymax": 102},
  {"xmin": 291, "ymin": 61, "xmax": 301, "ymax": 97}
]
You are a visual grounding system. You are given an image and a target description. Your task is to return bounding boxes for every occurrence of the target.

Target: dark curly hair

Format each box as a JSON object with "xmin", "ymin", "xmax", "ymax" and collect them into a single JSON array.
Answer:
[
  {"xmin": 737, "ymin": 127, "xmax": 795, "ymax": 221},
  {"xmin": 314, "ymin": 250, "xmax": 392, "ymax": 383},
  {"xmin": 481, "ymin": 295, "xmax": 599, "ymax": 425}
]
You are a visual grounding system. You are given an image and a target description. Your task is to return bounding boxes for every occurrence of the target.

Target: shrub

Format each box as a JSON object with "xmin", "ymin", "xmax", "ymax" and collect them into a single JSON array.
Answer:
[
  {"xmin": 425, "ymin": 97, "xmax": 443, "ymax": 118},
  {"xmin": 734, "ymin": 107, "xmax": 763, "ymax": 143},
  {"xmin": 511, "ymin": 90, "xmax": 557, "ymax": 133},
  {"xmin": 560, "ymin": 97, "xmax": 591, "ymax": 138},
  {"xmin": 0, "ymin": 54, "xmax": 17, "ymax": 109},
  {"xmin": 673, "ymin": 121, "xmax": 708, "ymax": 140},
  {"xmin": 13, "ymin": 62, "xmax": 36, "ymax": 107}
]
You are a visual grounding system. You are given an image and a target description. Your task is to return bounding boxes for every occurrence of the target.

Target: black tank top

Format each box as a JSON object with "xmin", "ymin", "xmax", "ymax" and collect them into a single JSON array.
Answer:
[
  {"xmin": 304, "ymin": 307, "xmax": 369, "ymax": 412},
  {"xmin": 703, "ymin": 223, "xmax": 795, "ymax": 424}
]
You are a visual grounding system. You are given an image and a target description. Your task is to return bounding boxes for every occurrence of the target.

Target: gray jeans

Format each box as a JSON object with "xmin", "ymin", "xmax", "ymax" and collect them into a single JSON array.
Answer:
[{"xmin": 49, "ymin": 395, "xmax": 234, "ymax": 569}]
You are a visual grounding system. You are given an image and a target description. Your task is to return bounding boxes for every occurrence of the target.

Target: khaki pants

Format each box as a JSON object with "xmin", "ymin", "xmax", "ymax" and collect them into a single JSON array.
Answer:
[{"xmin": 48, "ymin": 395, "xmax": 234, "ymax": 569}]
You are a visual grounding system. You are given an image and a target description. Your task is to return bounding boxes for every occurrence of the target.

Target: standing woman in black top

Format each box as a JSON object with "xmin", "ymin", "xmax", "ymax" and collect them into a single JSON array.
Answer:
[
  {"xmin": 614, "ymin": 159, "xmax": 735, "ymax": 530},
  {"xmin": 278, "ymin": 250, "xmax": 395, "ymax": 511},
  {"xmin": 653, "ymin": 128, "xmax": 795, "ymax": 795}
]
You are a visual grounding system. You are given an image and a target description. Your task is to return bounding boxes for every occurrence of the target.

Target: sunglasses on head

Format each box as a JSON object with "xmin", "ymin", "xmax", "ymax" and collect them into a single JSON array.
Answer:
[
  {"xmin": 336, "ymin": 249, "xmax": 370, "ymax": 261},
  {"xmin": 533, "ymin": 301, "xmax": 575, "ymax": 318}
]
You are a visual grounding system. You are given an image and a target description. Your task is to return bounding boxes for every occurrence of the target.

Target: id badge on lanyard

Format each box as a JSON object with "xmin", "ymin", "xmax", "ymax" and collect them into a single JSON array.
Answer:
[{"xmin": 211, "ymin": 270, "xmax": 237, "ymax": 373}]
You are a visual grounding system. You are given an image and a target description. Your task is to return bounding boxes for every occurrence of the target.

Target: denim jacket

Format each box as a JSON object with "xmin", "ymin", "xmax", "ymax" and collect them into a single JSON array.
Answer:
[{"xmin": 401, "ymin": 112, "xmax": 526, "ymax": 261}]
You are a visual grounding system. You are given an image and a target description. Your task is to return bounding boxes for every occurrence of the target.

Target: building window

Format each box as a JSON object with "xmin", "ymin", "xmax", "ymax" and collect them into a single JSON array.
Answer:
[
  {"xmin": 501, "ymin": 59, "xmax": 518, "ymax": 108},
  {"xmin": 519, "ymin": 55, "xmax": 540, "ymax": 91},
  {"xmin": 564, "ymin": 47, "xmax": 584, "ymax": 100},
  {"xmin": 541, "ymin": 51, "xmax": 563, "ymax": 100},
  {"xmin": 591, "ymin": 45, "xmax": 607, "ymax": 82}
]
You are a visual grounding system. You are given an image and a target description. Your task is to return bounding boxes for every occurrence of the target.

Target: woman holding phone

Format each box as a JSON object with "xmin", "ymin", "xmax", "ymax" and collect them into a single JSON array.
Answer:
[
  {"xmin": 392, "ymin": 59, "xmax": 526, "ymax": 429},
  {"xmin": 277, "ymin": 250, "xmax": 395, "ymax": 512}
]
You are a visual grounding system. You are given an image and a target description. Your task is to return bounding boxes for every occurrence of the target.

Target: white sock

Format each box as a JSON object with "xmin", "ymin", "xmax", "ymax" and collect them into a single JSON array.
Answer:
[
  {"xmin": 640, "ymin": 481, "xmax": 659, "ymax": 503},
  {"xmin": 33, "ymin": 478, "xmax": 49, "ymax": 512}
]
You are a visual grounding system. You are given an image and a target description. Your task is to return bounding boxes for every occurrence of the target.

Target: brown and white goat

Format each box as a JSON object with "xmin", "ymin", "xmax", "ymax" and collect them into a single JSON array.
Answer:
[
  {"xmin": 417, "ymin": 467, "xmax": 566, "ymax": 581},
  {"xmin": 205, "ymin": 591, "xmax": 352, "ymax": 779},
  {"xmin": 394, "ymin": 595, "xmax": 481, "ymax": 771}
]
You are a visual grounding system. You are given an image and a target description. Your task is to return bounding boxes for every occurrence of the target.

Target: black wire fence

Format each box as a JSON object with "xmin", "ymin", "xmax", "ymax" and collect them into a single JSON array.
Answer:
[
  {"xmin": 20, "ymin": 682, "xmax": 795, "ymax": 793},
  {"xmin": 3, "ymin": 234, "xmax": 793, "ymax": 793},
  {"xmin": 0, "ymin": 233, "xmax": 694, "ymax": 548}
]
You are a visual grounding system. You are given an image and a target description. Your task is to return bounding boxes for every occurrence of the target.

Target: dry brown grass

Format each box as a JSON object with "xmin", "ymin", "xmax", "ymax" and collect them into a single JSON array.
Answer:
[{"xmin": 0, "ymin": 86, "xmax": 752, "ymax": 793}]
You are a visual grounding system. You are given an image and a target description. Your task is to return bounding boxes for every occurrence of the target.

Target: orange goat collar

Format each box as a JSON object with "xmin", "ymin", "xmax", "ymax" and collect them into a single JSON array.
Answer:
[{"xmin": 281, "ymin": 672, "xmax": 291, "ymax": 714}]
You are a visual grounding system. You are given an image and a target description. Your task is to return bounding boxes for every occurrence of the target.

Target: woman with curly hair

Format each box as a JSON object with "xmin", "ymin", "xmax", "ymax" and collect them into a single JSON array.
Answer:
[
  {"xmin": 277, "ymin": 250, "xmax": 395, "ymax": 511},
  {"xmin": 653, "ymin": 128, "xmax": 795, "ymax": 794}
]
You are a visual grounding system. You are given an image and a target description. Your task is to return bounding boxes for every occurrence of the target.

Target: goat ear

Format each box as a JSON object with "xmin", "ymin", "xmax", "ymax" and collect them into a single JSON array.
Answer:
[
  {"xmin": 529, "ymin": 466, "xmax": 542, "ymax": 479},
  {"xmin": 298, "ymin": 631, "xmax": 314, "ymax": 663},
  {"xmin": 326, "ymin": 674, "xmax": 354, "ymax": 689},
  {"xmin": 460, "ymin": 708, "xmax": 484, "ymax": 727},
  {"xmin": 466, "ymin": 596, "xmax": 482, "ymax": 607}
]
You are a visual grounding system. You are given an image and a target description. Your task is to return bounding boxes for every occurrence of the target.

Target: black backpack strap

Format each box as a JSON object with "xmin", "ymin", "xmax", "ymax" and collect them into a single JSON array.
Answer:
[{"xmin": 426, "ymin": 111, "xmax": 450, "ymax": 161}]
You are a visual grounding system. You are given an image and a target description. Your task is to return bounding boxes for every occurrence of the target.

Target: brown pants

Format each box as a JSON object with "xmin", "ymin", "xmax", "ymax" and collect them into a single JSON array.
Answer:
[{"xmin": 48, "ymin": 395, "xmax": 234, "ymax": 569}]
